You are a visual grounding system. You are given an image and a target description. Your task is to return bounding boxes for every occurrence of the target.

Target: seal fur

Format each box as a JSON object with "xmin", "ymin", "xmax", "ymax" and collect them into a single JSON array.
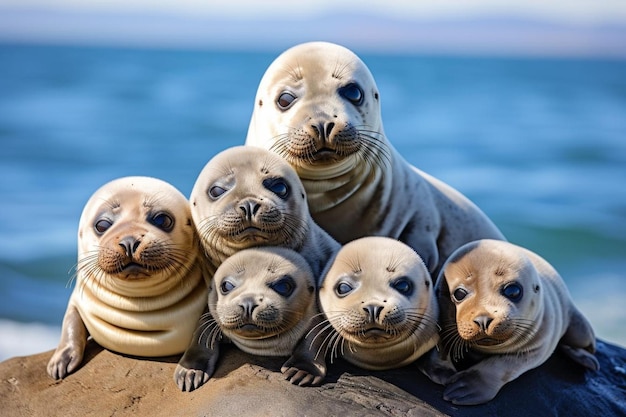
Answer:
[
  {"xmin": 245, "ymin": 41, "xmax": 505, "ymax": 278},
  {"xmin": 47, "ymin": 176, "xmax": 207, "ymax": 380}
]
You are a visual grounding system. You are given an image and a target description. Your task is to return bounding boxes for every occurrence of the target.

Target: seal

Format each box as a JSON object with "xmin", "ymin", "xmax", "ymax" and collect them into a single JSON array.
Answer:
[
  {"xmin": 174, "ymin": 146, "xmax": 340, "ymax": 391},
  {"xmin": 47, "ymin": 176, "xmax": 207, "ymax": 380},
  {"xmin": 282, "ymin": 236, "xmax": 439, "ymax": 386},
  {"xmin": 187, "ymin": 247, "xmax": 317, "ymax": 382},
  {"xmin": 245, "ymin": 41, "xmax": 505, "ymax": 277},
  {"xmin": 423, "ymin": 239, "xmax": 599, "ymax": 405}
]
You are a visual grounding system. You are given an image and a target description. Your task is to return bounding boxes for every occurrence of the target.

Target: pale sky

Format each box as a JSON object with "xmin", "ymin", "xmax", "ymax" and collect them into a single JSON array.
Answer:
[
  {"xmin": 1, "ymin": 0, "xmax": 625, "ymax": 56},
  {"xmin": 2, "ymin": 0, "xmax": 626, "ymax": 24}
]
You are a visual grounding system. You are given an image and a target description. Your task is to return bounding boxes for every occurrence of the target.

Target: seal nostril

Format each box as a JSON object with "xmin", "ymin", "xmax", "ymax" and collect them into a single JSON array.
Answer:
[
  {"xmin": 119, "ymin": 236, "xmax": 139, "ymax": 257},
  {"xmin": 325, "ymin": 122, "xmax": 335, "ymax": 140},
  {"xmin": 473, "ymin": 316, "xmax": 493, "ymax": 331}
]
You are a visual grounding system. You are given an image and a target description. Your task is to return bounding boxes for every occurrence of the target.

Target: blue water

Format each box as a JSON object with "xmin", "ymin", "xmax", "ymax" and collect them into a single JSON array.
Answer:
[{"xmin": 0, "ymin": 43, "xmax": 625, "ymax": 360}]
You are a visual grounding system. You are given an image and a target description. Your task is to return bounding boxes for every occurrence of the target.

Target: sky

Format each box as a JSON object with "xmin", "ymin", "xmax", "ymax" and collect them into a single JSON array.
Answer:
[
  {"xmin": 2, "ymin": 0, "xmax": 626, "ymax": 23},
  {"xmin": 0, "ymin": 1, "xmax": 626, "ymax": 56}
]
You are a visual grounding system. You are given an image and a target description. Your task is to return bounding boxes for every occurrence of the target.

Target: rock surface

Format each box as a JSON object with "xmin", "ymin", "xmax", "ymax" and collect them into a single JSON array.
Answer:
[{"xmin": 1, "ymin": 339, "xmax": 625, "ymax": 416}]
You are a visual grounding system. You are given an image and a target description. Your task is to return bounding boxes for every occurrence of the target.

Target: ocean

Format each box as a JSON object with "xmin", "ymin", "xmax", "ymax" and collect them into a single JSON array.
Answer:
[{"xmin": 0, "ymin": 43, "xmax": 624, "ymax": 361}]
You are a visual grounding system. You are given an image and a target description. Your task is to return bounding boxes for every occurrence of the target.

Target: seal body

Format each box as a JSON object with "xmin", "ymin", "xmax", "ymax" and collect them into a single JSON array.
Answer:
[
  {"xmin": 47, "ymin": 176, "xmax": 207, "ymax": 380},
  {"xmin": 424, "ymin": 239, "xmax": 599, "ymax": 405},
  {"xmin": 174, "ymin": 146, "xmax": 339, "ymax": 391},
  {"xmin": 203, "ymin": 247, "xmax": 317, "ymax": 360},
  {"xmin": 282, "ymin": 237, "xmax": 439, "ymax": 386},
  {"xmin": 245, "ymin": 41, "xmax": 504, "ymax": 277}
]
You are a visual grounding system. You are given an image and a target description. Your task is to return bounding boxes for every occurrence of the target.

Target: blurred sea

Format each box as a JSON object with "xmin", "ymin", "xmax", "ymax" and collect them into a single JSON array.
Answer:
[{"xmin": 0, "ymin": 43, "xmax": 625, "ymax": 360}]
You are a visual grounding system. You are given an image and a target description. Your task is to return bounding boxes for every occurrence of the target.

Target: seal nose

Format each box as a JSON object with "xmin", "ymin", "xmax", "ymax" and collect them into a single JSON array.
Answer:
[
  {"xmin": 473, "ymin": 315, "xmax": 494, "ymax": 332},
  {"xmin": 240, "ymin": 298, "xmax": 258, "ymax": 320},
  {"xmin": 363, "ymin": 304, "xmax": 384, "ymax": 322},
  {"xmin": 119, "ymin": 236, "xmax": 141, "ymax": 258},
  {"xmin": 238, "ymin": 199, "xmax": 261, "ymax": 221},
  {"xmin": 311, "ymin": 121, "xmax": 336, "ymax": 144}
]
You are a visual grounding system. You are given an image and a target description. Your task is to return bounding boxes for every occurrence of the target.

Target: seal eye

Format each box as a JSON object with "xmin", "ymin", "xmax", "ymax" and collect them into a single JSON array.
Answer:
[
  {"xmin": 220, "ymin": 280, "xmax": 236, "ymax": 294},
  {"xmin": 94, "ymin": 219, "xmax": 112, "ymax": 234},
  {"xmin": 502, "ymin": 282, "xmax": 523, "ymax": 302},
  {"xmin": 263, "ymin": 178, "xmax": 289, "ymax": 199},
  {"xmin": 391, "ymin": 277, "xmax": 414, "ymax": 296},
  {"xmin": 277, "ymin": 91, "xmax": 297, "ymax": 110},
  {"xmin": 338, "ymin": 83, "xmax": 364, "ymax": 106},
  {"xmin": 335, "ymin": 281, "xmax": 354, "ymax": 297},
  {"xmin": 452, "ymin": 287, "xmax": 469, "ymax": 303},
  {"xmin": 270, "ymin": 276, "xmax": 296, "ymax": 297},
  {"xmin": 208, "ymin": 185, "xmax": 228, "ymax": 199},
  {"xmin": 150, "ymin": 212, "xmax": 174, "ymax": 232}
]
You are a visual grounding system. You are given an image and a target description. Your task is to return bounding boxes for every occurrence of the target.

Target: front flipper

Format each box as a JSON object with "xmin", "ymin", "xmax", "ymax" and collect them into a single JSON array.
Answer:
[
  {"xmin": 560, "ymin": 344, "xmax": 600, "ymax": 371},
  {"xmin": 173, "ymin": 312, "xmax": 221, "ymax": 392},
  {"xmin": 281, "ymin": 315, "xmax": 328, "ymax": 386},
  {"xmin": 559, "ymin": 307, "xmax": 600, "ymax": 371},
  {"xmin": 417, "ymin": 348, "xmax": 457, "ymax": 386},
  {"xmin": 47, "ymin": 304, "xmax": 88, "ymax": 380},
  {"xmin": 443, "ymin": 367, "xmax": 502, "ymax": 406}
]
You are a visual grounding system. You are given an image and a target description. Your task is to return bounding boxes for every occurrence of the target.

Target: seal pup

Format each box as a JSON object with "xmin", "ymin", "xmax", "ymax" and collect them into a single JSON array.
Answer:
[
  {"xmin": 245, "ymin": 41, "xmax": 504, "ymax": 277},
  {"xmin": 423, "ymin": 239, "xmax": 599, "ymax": 405},
  {"xmin": 47, "ymin": 176, "xmax": 207, "ymax": 380},
  {"xmin": 191, "ymin": 247, "xmax": 317, "ymax": 381},
  {"xmin": 175, "ymin": 146, "xmax": 339, "ymax": 391},
  {"xmin": 282, "ymin": 236, "xmax": 439, "ymax": 386}
]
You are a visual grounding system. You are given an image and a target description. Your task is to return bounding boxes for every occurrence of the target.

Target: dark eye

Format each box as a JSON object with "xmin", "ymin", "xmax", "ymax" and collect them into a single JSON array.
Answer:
[
  {"xmin": 150, "ymin": 212, "xmax": 174, "ymax": 231},
  {"xmin": 270, "ymin": 276, "xmax": 296, "ymax": 297},
  {"xmin": 263, "ymin": 178, "xmax": 289, "ymax": 199},
  {"xmin": 338, "ymin": 83, "xmax": 363, "ymax": 105},
  {"xmin": 277, "ymin": 91, "xmax": 297, "ymax": 110},
  {"xmin": 208, "ymin": 185, "xmax": 227, "ymax": 199},
  {"xmin": 220, "ymin": 280, "xmax": 235, "ymax": 294},
  {"xmin": 391, "ymin": 278, "xmax": 413, "ymax": 296},
  {"xmin": 94, "ymin": 219, "xmax": 112, "ymax": 234},
  {"xmin": 335, "ymin": 281, "xmax": 353, "ymax": 297},
  {"xmin": 452, "ymin": 287, "xmax": 469, "ymax": 303},
  {"xmin": 502, "ymin": 282, "xmax": 523, "ymax": 302}
]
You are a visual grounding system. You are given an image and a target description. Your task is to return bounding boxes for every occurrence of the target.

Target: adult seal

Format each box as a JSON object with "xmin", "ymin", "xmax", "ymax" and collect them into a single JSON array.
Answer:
[
  {"xmin": 245, "ymin": 41, "xmax": 504, "ymax": 277},
  {"xmin": 47, "ymin": 176, "xmax": 207, "ymax": 380},
  {"xmin": 423, "ymin": 239, "xmax": 599, "ymax": 405},
  {"xmin": 190, "ymin": 247, "xmax": 317, "ymax": 382},
  {"xmin": 282, "ymin": 236, "xmax": 439, "ymax": 386},
  {"xmin": 175, "ymin": 146, "xmax": 339, "ymax": 391}
]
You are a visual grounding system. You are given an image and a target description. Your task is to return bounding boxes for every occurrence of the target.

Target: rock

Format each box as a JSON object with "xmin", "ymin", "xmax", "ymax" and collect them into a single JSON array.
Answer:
[{"xmin": 1, "ymin": 339, "xmax": 625, "ymax": 416}]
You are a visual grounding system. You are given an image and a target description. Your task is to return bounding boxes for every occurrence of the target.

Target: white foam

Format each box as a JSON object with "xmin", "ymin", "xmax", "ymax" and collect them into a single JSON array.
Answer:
[{"xmin": 0, "ymin": 320, "xmax": 61, "ymax": 362}]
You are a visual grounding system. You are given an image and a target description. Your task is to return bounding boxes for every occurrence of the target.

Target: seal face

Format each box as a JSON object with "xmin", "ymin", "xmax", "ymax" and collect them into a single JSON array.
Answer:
[
  {"xmin": 282, "ymin": 237, "xmax": 439, "ymax": 386},
  {"xmin": 425, "ymin": 239, "xmax": 599, "ymax": 405},
  {"xmin": 47, "ymin": 177, "xmax": 207, "ymax": 380},
  {"xmin": 189, "ymin": 145, "xmax": 338, "ymax": 278},
  {"xmin": 245, "ymin": 41, "xmax": 505, "ymax": 277},
  {"xmin": 203, "ymin": 247, "xmax": 317, "ymax": 358}
]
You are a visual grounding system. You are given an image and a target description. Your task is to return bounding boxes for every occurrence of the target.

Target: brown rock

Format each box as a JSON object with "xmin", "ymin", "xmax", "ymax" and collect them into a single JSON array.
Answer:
[{"xmin": 1, "ymin": 339, "xmax": 625, "ymax": 416}]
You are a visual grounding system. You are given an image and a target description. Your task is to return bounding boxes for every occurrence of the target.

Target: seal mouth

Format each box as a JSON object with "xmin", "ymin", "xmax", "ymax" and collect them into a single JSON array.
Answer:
[
  {"xmin": 235, "ymin": 227, "xmax": 270, "ymax": 242},
  {"xmin": 233, "ymin": 323, "xmax": 275, "ymax": 339},
  {"xmin": 473, "ymin": 337, "xmax": 504, "ymax": 347},
  {"xmin": 310, "ymin": 148, "xmax": 343, "ymax": 163},
  {"xmin": 358, "ymin": 327, "xmax": 392, "ymax": 341},
  {"xmin": 119, "ymin": 262, "xmax": 151, "ymax": 279}
]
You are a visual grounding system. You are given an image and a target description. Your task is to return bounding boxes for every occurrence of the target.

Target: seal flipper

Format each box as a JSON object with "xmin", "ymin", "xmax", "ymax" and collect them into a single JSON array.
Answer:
[
  {"xmin": 173, "ymin": 309, "xmax": 221, "ymax": 392},
  {"xmin": 281, "ymin": 314, "xmax": 328, "ymax": 386},
  {"xmin": 47, "ymin": 304, "xmax": 88, "ymax": 380},
  {"xmin": 559, "ymin": 307, "xmax": 600, "ymax": 371}
]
